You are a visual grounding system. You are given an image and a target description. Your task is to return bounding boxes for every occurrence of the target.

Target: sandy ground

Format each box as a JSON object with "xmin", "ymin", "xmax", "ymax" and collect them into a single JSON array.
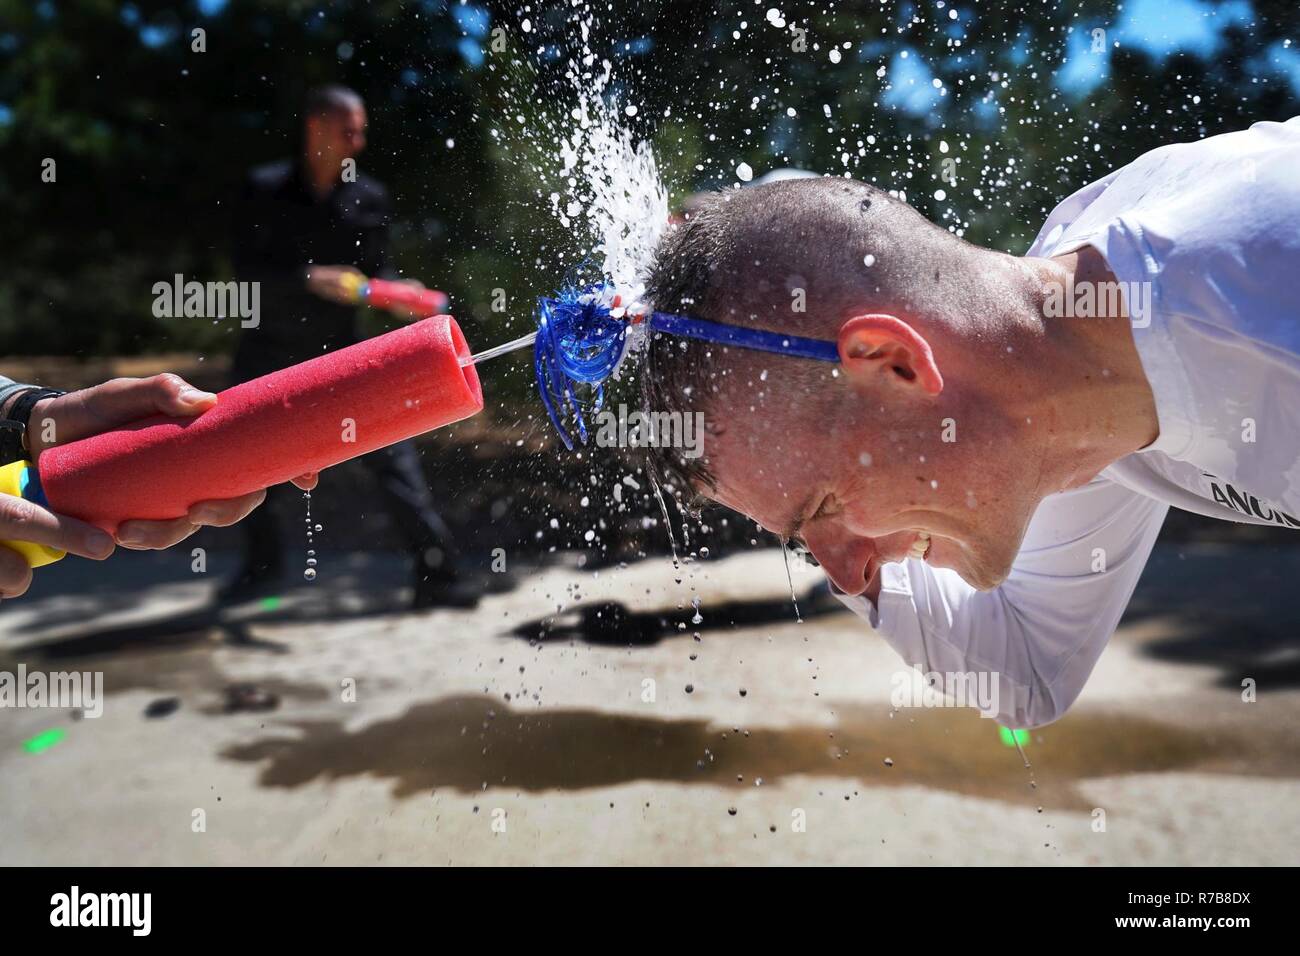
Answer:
[{"xmin": 2, "ymin": 541, "xmax": 1299, "ymax": 866}]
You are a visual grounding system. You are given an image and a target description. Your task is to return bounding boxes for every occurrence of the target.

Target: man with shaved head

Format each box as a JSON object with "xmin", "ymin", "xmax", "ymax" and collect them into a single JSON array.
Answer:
[{"xmin": 641, "ymin": 117, "xmax": 1300, "ymax": 727}]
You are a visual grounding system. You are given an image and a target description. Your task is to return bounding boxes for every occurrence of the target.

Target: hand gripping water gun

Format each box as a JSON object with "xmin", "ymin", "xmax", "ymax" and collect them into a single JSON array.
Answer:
[
  {"xmin": 0, "ymin": 316, "xmax": 482, "ymax": 567},
  {"xmin": 338, "ymin": 272, "xmax": 450, "ymax": 317}
]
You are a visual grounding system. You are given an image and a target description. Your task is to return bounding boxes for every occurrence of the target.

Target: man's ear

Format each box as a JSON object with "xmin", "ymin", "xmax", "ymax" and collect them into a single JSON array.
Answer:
[{"xmin": 836, "ymin": 313, "xmax": 943, "ymax": 396}]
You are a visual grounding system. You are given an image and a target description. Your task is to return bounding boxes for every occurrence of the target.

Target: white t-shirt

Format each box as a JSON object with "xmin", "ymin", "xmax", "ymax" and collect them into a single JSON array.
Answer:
[{"xmin": 835, "ymin": 117, "xmax": 1300, "ymax": 727}]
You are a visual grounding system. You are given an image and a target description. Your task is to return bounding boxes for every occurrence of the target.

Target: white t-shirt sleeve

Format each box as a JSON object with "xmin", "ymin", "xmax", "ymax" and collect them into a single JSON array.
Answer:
[{"xmin": 835, "ymin": 477, "xmax": 1167, "ymax": 727}]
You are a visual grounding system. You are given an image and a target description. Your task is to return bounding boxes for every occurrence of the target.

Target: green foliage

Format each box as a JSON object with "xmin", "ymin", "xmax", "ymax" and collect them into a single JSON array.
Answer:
[{"xmin": 0, "ymin": 0, "xmax": 1295, "ymax": 366}]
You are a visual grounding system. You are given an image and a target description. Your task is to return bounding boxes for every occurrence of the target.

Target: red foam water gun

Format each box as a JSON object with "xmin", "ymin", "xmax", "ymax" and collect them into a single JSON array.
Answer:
[{"xmin": 0, "ymin": 316, "xmax": 482, "ymax": 567}]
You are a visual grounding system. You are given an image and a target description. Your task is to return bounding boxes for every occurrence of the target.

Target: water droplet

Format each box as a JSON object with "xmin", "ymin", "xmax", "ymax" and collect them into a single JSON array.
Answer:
[
  {"xmin": 779, "ymin": 538, "xmax": 803, "ymax": 623},
  {"xmin": 302, "ymin": 491, "xmax": 320, "ymax": 582}
]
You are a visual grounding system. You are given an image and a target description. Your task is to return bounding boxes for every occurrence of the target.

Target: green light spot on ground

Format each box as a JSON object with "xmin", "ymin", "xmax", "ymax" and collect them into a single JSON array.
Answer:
[
  {"xmin": 23, "ymin": 728, "xmax": 66, "ymax": 754},
  {"xmin": 999, "ymin": 727, "xmax": 1029, "ymax": 747},
  {"xmin": 259, "ymin": 596, "xmax": 281, "ymax": 610}
]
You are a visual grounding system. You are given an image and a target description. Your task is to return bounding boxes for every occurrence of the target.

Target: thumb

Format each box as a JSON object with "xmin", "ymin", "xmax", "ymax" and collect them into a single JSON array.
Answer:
[
  {"xmin": 85, "ymin": 374, "xmax": 217, "ymax": 425},
  {"xmin": 37, "ymin": 374, "xmax": 218, "ymax": 454}
]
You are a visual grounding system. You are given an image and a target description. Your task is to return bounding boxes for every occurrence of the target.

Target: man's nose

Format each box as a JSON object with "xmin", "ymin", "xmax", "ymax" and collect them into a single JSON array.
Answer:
[{"xmin": 802, "ymin": 526, "xmax": 878, "ymax": 596}]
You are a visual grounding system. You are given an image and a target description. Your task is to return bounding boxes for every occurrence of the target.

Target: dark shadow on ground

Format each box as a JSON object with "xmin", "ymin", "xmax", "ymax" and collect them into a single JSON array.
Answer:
[
  {"xmin": 1118, "ymin": 542, "xmax": 1300, "ymax": 689},
  {"xmin": 220, "ymin": 692, "xmax": 1300, "ymax": 810},
  {"xmin": 506, "ymin": 586, "xmax": 839, "ymax": 646},
  {"xmin": 4, "ymin": 548, "xmax": 523, "ymax": 659}
]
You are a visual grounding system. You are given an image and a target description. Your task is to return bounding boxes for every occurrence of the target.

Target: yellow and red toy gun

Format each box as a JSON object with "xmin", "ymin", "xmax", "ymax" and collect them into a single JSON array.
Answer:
[{"xmin": 339, "ymin": 273, "xmax": 449, "ymax": 317}]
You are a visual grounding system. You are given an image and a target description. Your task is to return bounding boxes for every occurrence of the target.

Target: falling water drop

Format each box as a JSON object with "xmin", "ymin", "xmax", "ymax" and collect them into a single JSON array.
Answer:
[
  {"xmin": 779, "ymin": 537, "xmax": 803, "ymax": 623},
  {"xmin": 303, "ymin": 491, "xmax": 319, "ymax": 583},
  {"xmin": 647, "ymin": 469, "xmax": 680, "ymax": 569}
]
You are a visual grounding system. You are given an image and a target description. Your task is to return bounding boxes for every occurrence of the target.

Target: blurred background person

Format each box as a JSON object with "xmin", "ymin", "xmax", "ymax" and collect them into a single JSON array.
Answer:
[{"xmin": 225, "ymin": 84, "xmax": 463, "ymax": 608}]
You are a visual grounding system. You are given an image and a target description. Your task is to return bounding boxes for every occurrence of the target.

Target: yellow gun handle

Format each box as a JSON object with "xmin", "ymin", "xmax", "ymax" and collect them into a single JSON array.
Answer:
[
  {"xmin": 0, "ymin": 460, "xmax": 66, "ymax": 568},
  {"xmin": 337, "ymin": 270, "xmax": 367, "ymax": 302}
]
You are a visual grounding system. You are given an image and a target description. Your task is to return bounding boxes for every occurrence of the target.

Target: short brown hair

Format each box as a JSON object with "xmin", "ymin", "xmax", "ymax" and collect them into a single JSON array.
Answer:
[
  {"xmin": 304, "ymin": 84, "xmax": 364, "ymax": 121},
  {"xmin": 638, "ymin": 178, "xmax": 915, "ymax": 502}
]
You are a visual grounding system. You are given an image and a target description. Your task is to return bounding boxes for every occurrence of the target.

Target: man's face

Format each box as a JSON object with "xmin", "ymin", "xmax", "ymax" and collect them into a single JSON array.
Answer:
[
  {"xmin": 651, "ymin": 178, "xmax": 1049, "ymax": 592},
  {"xmin": 702, "ymin": 370, "xmax": 1040, "ymax": 593},
  {"xmin": 308, "ymin": 105, "xmax": 367, "ymax": 165}
]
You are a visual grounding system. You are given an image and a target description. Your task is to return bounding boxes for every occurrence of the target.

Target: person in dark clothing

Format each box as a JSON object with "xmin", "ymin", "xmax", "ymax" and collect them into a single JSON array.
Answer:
[{"xmin": 223, "ymin": 85, "xmax": 462, "ymax": 609}]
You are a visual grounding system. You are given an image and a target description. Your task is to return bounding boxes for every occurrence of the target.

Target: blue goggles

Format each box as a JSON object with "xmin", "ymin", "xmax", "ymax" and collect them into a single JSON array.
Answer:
[{"xmin": 535, "ymin": 284, "xmax": 840, "ymax": 450}]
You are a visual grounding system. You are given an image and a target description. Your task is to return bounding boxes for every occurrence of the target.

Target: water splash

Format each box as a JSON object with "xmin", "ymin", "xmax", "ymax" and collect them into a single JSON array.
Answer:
[{"xmin": 548, "ymin": 56, "xmax": 669, "ymax": 297}]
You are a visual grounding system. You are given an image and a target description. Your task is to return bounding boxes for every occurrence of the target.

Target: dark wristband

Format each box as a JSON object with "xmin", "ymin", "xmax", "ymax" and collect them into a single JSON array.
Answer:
[
  {"xmin": 0, "ymin": 387, "xmax": 64, "ymax": 464},
  {"xmin": 0, "ymin": 421, "xmax": 24, "ymax": 466}
]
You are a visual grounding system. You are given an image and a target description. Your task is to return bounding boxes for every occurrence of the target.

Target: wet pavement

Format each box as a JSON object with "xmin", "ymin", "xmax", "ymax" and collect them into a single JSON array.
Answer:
[{"xmin": 2, "ymin": 542, "xmax": 1298, "ymax": 865}]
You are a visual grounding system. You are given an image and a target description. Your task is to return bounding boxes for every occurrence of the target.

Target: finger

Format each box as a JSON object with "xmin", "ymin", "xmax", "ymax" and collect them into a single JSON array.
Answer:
[
  {"xmin": 290, "ymin": 472, "xmax": 318, "ymax": 491},
  {"xmin": 70, "ymin": 375, "xmax": 217, "ymax": 436},
  {"xmin": 186, "ymin": 489, "xmax": 267, "ymax": 528},
  {"xmin": 317, "ymin": 285, "xmax": 350, "ymax": 304},
  {"xmin": 0, "ymin": 544, "xmax": 35, "ymax": 599},
  {"xmin": 0, "ymin": 495, "xmax": 115, "ymax": 560},
  {"xmin": 133, "ymin": 373, "xmax": 218, "ymax": 418},
  {"xmin": 115, "ymin": 517, "xmax": 200, "ymax": 550}
]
